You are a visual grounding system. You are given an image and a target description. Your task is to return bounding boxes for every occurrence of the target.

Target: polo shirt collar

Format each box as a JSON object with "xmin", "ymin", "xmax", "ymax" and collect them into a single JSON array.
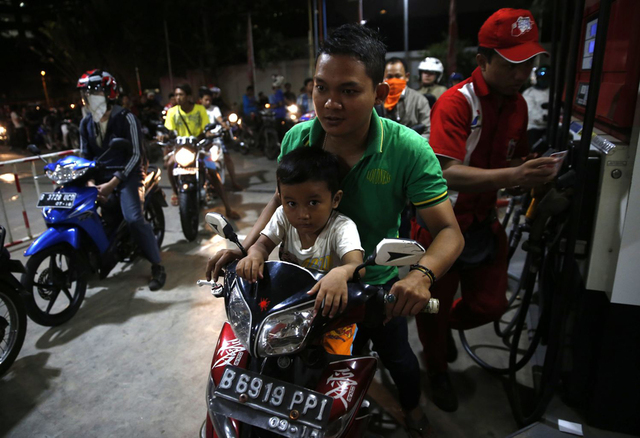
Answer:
[
  {"xmin": 307, "ymin": 109, "xmax": 385, "ymax": 157},
  {"xmin": 472, "ymin": 66, "xmax": 519, "ymax": 101}
]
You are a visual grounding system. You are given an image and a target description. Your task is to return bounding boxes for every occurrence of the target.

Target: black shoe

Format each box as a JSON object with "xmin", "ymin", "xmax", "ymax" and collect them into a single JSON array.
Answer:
[
  {"xmin": 429, "ymin": 372, "xmax": 458, "ymax": 412},
  {"xmin": 446, "ymin": 329, "xmax": 458, "ymax": 363},
  {"xmin": 149, "ymin": 264, "xmax": 166, "ymax": 291}
]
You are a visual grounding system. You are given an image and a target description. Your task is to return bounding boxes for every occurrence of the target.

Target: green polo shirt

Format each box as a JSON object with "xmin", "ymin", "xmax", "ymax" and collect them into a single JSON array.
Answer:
[{"xmin": 279, "ymin": 110, "xmax": 448, "ymax": 285}]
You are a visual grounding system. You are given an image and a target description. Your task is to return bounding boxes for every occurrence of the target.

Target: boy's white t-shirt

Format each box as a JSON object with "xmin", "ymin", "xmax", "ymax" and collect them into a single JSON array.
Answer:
[{"xmin": 261, "ymin": 206, "xmax": 364, "ymax": 272}]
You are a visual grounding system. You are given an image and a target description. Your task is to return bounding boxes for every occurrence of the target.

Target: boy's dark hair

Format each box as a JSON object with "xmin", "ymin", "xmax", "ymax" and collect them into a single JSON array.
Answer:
[
  {"xmin": 303, "ymin": 77, "xmax": 313, "ymax": 86},
  {"xmin": 317, "ymin": 23, "xmax": 387, "ymax": 86},
  {"xmin": 477, "ymin": 46, "xmax": 495, "ymax": 63},
  {"xmin": 176, "ymin": 83, "xmax": 192, "ymax": 96},
  {"xmin": 201, "ymin": 89, "xmax": 213, "ymax": 98},
  {"xmin": 277, "ymin": 147, "xmax": 340, "ymax": 196},
  {"xmin": 386, "ymin": 56, "xmax": 408, "ymax": 73}
]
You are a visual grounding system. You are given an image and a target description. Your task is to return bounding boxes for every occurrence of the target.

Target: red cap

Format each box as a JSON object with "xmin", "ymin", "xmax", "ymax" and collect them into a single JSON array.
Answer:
[{"xmin": 478, "ymin": 8, "xmax": 548, "ymax": 63}]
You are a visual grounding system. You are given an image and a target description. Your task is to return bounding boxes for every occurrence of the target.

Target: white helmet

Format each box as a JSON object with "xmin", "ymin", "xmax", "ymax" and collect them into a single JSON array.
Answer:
[
  {"xmin": 272, "ymin": 75, "xmax": 285, "ymax": 88},
  {"xmin": 418, "ymin": 57, "xmax": 444, "ymax": 82}
]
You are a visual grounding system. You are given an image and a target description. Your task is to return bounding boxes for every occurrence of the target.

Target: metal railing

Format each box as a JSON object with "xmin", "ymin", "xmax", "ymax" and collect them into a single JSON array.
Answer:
[{"xmin": 0, "ymin": 149, "xmax": 79, "ymax": 248}]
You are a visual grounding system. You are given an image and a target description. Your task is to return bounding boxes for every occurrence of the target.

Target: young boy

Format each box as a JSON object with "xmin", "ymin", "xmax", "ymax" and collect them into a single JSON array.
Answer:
[{"xmin": 236, "ymin": 147, "xmax": 364, "ymax": 355}]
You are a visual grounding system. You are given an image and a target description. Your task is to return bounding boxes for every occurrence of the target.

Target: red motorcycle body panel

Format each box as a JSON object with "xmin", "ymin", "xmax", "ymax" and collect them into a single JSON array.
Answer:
[
  {"xmin": 315, "ymin": 357, "xmax": 377, "ymax": 422},
  {"xmin": 208, "ymin": 322, "xmax": 248, "ymax": 438}
]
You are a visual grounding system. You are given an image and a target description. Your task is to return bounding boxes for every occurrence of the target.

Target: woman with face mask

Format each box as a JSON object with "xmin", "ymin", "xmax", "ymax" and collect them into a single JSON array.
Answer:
[{"xmin": 77, "ymin": 69, "xmax": 166, "ymax": 291}]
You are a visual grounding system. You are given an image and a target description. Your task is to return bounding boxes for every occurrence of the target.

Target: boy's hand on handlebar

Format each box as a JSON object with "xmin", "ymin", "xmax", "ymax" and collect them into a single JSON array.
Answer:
[
  {"xmin": 385, "ymin": 271, "xmax": 432, "ymax": 323},
  {"xmin": 206, "ymin": 248, "xmax": 243, "ymax": 281},
  {"xmin": 307, "ymin": 267, "xmax": 349, "ymax": 318},
  {"xmin": 236, "ymin": 254, "xmax": 265, "ymax": 283}
]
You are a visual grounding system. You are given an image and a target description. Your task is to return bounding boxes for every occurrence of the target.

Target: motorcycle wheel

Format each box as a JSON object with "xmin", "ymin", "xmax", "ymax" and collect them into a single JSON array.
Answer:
[
  {"xmin": 179, "ymin": 192, "xmax": 200, "ymax": 242},
  {"xmin": 263, "ymin": 130, "xmax": 281, "ymax": 160},
  {"xmin": 0, "ymin": 287, "xmax": 27, "ymax": 376},
  {"xmin": 146, "ymin": 197, "xmax": 165, "ymax": 248},
  {"xmin": 21, "ymin": 245, "xmax": 87, "ymax": 326}
]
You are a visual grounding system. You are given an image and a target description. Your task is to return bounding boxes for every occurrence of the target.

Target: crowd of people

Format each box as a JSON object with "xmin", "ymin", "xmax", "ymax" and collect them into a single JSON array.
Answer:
[{"xmin": 3, "ymin": 7, "xmax": 556, "ymax": 437}]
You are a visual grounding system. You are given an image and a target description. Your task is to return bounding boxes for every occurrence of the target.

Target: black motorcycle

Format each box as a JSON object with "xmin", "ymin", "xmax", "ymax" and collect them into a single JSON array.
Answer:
[{"xmin": 0, "ymin": 226, "xmax": 28, "ymax": 376}]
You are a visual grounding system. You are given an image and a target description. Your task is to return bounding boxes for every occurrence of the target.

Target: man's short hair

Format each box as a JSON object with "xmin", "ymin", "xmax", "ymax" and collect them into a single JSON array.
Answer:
[
  {"xmin": 247, "ymin": 85, "xmax": 254, "ymax": 91},
  {"xmin": 176, "ymin": 83, "xmax": 192, "ymax": 96},
  {"xmin": 201, "ymin": 89, "xmax": 213, "ymax": 98},
  {"xmin": 386, "ymin": 57, "xmax": 408, "ymax": 73},
  {"xmin": 477, "ymin": 46, "xmax": 495, "ymax": 63},
  {"xmin": 317, "ymin": 24, "xmax": 387, "ymax": 86},
  {"xmin": 303, "ymin": 78, "xmax": 313, "ymax": 86},
  {"xmin": 277, "ymin": 147, "xmax": 340, "ymax": 196}
]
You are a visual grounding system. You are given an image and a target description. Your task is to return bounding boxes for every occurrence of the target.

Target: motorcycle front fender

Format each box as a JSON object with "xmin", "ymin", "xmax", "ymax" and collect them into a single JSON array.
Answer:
[{"xmin": 24, "ymin": 227, "xmax": 81, "ymax": 257}]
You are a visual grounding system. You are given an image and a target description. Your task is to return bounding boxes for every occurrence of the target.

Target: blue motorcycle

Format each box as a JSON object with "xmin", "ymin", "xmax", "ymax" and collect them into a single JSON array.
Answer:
[{"xmin": 21, "ymin": 141, "xmax": 167, "ymax": 326}]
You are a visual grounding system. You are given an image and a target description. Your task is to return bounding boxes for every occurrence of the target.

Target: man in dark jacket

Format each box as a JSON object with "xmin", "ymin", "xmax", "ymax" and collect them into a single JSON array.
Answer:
[{"xmin": 78, "ymin": 69, "xmax": 166, "ymax": 290}]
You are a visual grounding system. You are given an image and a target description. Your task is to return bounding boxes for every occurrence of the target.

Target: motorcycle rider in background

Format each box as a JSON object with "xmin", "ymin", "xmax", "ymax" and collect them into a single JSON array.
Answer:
[
  {"xmin": 522, "ymin": 66, "xmax": 550, "ymax": 148},
  {"xmin": 201, "ymin": 90, "xmax": 243, "ymax": 191},
  {"xmin": 163, "ymin": 83, "xmax": 240, "ymax": 220},
  {"xmin": 417, "ymin": 57, "xmax": 448, "ymax": 104},
  {"xmin": 77, "ymin": 69, "xmax": 166, "ymax": 290}
]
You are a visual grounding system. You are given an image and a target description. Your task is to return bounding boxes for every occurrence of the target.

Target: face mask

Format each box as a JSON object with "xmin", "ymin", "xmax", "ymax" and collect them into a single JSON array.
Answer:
[
  {"xmin": 86, "ymin": 94, "xmax": 108, "ymax": 123},
  {"xmin": 384, "ymin": 78, "xmax": 407, "ymax": 111}
]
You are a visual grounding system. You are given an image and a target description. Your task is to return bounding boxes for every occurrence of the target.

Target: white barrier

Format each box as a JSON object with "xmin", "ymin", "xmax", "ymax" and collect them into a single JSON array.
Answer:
[{"xmin": 0, "ymin": 149, "xmax": 80, "ymax": 248}]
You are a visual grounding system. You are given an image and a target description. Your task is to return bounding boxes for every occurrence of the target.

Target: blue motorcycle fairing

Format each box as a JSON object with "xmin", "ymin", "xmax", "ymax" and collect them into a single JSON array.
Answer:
[
  {"xmin": 44, "ymin": 155, "xmax": 95, "ymax": 172},
  {"xmin": 204, "ymin": 156, "xmax": 221, "ymax": 171},
  {"xmin": 39, "ymin": 185, "xmax": 109, "ymax": 253},
  {"xmin": 24, "ymin": 227, "xmax": 81, "ymax": 256}
]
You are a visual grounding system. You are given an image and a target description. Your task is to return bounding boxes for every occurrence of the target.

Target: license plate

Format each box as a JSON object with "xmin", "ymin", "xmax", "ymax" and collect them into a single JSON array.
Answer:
[
  {"xmin": 173, "ymin": 167, "xmax": 197, "ymax": 176},
  {"xmin": 213, "ymin": 365, "xmax": 332, "ymax": 437},
  {"xmin": 37, "ymin": 192, "xmax": 77, "ymax": 209}
]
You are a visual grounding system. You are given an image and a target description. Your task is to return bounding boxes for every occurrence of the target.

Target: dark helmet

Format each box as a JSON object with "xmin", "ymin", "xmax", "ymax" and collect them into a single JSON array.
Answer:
[
  {"xmin": 535, "ymin": 66, "xmax": 549, "ymax": 88},
  {"xmin": 449, "ymin": 72, "xmax": 464, "ymax": 82},
  {"xmin": 77, "ymin": 69, "xmax": 119, "ymax": 100}
]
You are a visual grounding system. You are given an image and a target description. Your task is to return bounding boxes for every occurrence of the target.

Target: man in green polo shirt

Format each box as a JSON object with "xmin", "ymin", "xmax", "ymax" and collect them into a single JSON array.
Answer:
[{"xmin": 206, "ymin": 24, "xmax": 463, "ymax": 437}]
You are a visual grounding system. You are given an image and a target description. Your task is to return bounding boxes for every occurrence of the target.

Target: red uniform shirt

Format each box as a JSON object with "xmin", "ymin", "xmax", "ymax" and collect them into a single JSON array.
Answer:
[{"xmin": 429, "ymin": 67, "xmax": 529, "ymax": 232}]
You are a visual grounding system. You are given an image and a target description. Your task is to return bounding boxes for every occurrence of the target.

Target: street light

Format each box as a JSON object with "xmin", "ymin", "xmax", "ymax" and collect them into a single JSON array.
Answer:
[{"xmin": 40, "ymin": 70, "xmax": 51, "ymax": 109}]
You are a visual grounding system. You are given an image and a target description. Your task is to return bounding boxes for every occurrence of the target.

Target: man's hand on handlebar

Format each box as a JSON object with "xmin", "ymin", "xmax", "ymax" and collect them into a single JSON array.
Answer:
[{"xmin": 384, "ymin": 270, "xmax": 432, "ymax": 323}]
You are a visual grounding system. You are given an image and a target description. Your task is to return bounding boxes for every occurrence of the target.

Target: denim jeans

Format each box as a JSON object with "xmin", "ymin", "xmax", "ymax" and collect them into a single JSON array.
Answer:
[
  {"xmin": 118, "ymin": 172, "xmax": 161, "ymax": 265},
  {"xmin": 354, "ymin": 276, "xmax": 422, "ymax": 412}
]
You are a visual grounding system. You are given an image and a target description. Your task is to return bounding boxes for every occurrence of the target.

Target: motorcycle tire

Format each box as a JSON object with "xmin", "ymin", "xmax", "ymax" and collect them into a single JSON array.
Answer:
[
  {"xmin": 0, "ymin": 286, "xmax": 27, "ymax": 376},
  {"xmin": 146, "ymin": 197, "xmax": 165, "ymax": 248},
  {"xmin": 179, "ymin": 192, "xmax": 200, "ymax": 242},
  {"xmin": 21, "ymin": 244, "xmax": 87, "ymax": 326},
  {"xmin": 263, "ymin": 130, "xmax": 281, "ymax": 160}
]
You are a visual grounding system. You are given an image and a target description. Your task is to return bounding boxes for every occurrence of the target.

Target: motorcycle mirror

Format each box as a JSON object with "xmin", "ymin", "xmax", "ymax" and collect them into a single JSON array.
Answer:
[
  {"xmin": 369, "ymin": 238, "xmax": 426, "ymax": 267},
  {"xmin": 205, "ymin": 213, "xmax": 247, "ymax": 256},
  {"xmin": 0, "ymin": 225, "xmax": 6, "ymax": 248},
  {"xmin": 204, "ymin": 123, "xmax": 217, "ymax": 132},
  {"xmin": 108, "ymin": 138, "xmax": 131, "ymax": 153},
  {"xmin": 27, "ymin": 144, "xmax": 42, "ymax": 155}
]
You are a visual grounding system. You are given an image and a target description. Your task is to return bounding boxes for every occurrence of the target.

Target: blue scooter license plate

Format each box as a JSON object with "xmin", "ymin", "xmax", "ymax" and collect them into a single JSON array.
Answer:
[
  {"xmin": 213, "ymin": 365, "xmax": 333, "ymax": 437},
  {"xmin": 37, "ymin": 192, "xmax": 77, "ymax": 209}
]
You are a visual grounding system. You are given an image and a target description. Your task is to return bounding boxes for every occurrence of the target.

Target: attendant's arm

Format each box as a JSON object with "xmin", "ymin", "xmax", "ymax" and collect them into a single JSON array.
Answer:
[
  {"xmin": 438, "ymin": 155, "xmax": 560, "ymax": 192},
  {"xmin": 206, "ymin": 191, "xmax": 281, "ymax": 280},
  {"xmin": 387, "ymin": 200, "xmax": 464, "ymax": 318}
]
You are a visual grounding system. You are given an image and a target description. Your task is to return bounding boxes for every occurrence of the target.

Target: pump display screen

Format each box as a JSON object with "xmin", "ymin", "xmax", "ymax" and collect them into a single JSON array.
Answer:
[{"xmin": 582, "ymin": 18, "xmax": 598, "ymax": 70}]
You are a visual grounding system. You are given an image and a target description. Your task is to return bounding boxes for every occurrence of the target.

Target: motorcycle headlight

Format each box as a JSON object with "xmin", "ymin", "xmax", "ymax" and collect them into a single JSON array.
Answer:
[
  {"xmin": 286, "ymin": 104, "xmax": 298, "ymax": 114},
  {"xmin": 227, "ymin": 282, "xmax": 252, "ymax": 351},
  {"xmin": 209, "ymin": 145, "xmax": 222, "ymax": 162},
  {"xmin": 0, "ymin": 126, "xmax": 6, "ymax": 135},
  {"xmin": 175, "ymin": 147, "xmax": 196, "ymax": 167},
  {"xmin": 228, "ymin": 113, "xmax": 238, "ymax": 124},
  {"xmin": 257, "ymin": 303, "xmax": 315, "ymax": 357},
  {"xmin": 45, "ymin": 165, "xmax": 89, "ymax": 185}
]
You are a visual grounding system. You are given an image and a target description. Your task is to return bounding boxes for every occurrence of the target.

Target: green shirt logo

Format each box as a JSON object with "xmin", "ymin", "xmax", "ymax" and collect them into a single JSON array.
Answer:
[{"xmin": 366, "ymin": 168, "xmax": 391, "ymax": 185}]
